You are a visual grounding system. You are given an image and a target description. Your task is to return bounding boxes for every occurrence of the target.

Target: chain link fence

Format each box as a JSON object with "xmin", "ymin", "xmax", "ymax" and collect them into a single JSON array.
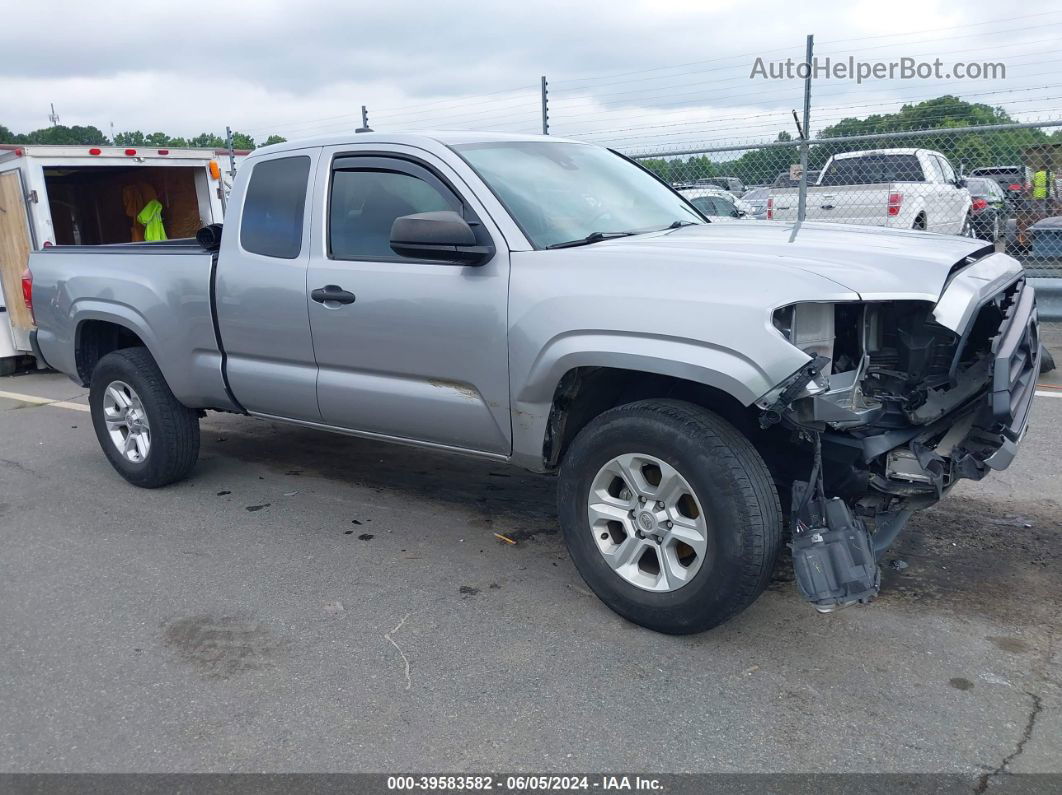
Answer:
[{"xmin": 629, "ymin": 119, "xmax": 1062, "ymax": 279}]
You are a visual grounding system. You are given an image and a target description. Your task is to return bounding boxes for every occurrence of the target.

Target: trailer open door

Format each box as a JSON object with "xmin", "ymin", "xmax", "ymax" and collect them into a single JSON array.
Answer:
[{"xmin": 0, "ymin": 169, "xmax": 36, "ymax": 352}]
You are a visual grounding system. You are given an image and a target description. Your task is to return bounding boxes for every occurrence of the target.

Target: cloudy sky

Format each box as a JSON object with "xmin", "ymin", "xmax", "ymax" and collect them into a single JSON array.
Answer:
[{"xmin": 3, "ymin": 0, "xmax": 1061, "ymax": 153}]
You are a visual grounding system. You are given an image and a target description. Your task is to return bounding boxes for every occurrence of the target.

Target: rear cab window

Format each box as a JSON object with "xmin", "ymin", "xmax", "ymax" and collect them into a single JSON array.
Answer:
[
  {"xmin": 240, "ymin": 156, "xmax": 312, "ymax": 259},
  {"xmin": 819, "ymin": 154, "xmax": 925, "ymax": 186}
]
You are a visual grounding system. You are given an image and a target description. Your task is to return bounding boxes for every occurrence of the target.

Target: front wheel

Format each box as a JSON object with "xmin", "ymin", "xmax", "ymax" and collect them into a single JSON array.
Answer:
[
  {"xmin": 89, "ymin": 347, "xmax": 200, "ymax": 488},
  {"xmin": 556, "ymin": 399, "xmax": 781, "ymax": 634}
]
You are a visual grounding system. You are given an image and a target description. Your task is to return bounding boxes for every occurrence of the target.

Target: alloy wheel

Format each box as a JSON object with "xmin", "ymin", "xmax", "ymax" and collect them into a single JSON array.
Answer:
[
  {"xmin": 586, "ymin": 453, "xmax": 708, "ymax": 592},
  {"xmin": 102, "ymin": 380, "xmax": 151, "ymax": 463}
]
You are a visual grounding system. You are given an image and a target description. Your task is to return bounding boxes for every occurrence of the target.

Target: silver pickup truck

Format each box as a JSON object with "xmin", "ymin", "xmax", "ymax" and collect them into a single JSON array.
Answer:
[{"xmin": 27, "ymin": 132, "xmax": 1040, "ymax": 634}]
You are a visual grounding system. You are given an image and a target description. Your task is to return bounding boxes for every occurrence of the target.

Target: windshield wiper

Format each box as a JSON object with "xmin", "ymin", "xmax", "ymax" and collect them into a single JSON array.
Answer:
[
  {"xmin": 663, "ymin": 220, "xmax": 700, "ymax": 230},
  {"xmin": 546, "ymin": 231, "xmax": 637, "ymax": 249}
]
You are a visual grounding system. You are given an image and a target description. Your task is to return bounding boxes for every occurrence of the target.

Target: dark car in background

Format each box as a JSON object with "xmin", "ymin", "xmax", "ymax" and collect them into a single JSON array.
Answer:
[
  {"xmin": 692, "ymin": 176, "xmax": 745, "ymax": 194},
  {"xmin": 771, "ymin": 170, "xmax": 820, "ymax": 188},
  {"xmin": 965, "ymin": 176, "xmax": 1009, "ymax": 241},
  {"xmin": 969, "ymin": 165, "xmax": 1028, "ymax": 195}
]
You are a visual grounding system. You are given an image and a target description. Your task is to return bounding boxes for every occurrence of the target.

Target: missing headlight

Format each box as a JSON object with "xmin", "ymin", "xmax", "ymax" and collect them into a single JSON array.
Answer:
[{"xmin": 773, "ymin": 303, "xmax": 836, "ymax": 374}]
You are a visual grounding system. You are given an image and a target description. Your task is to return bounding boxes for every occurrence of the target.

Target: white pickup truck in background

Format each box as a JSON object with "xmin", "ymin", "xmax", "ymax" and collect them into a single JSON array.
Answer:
[{"xmin": 767, "ymin": 148, "xmax": 973, "ymax": 235}]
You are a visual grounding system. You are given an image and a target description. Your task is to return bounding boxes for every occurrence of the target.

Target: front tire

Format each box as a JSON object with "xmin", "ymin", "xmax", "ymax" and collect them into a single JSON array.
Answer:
[
  {"xmin": 89, "ymin": 347, "xmax": 200, "ymax": 488},
  {"xmin": 557, "ymin": 399, "xmax": 781, "ymax": 634}
]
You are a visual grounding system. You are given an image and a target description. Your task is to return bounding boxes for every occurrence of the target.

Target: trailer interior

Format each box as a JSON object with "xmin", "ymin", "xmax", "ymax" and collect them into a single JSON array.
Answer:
[{"xmin": 44, "ymin": 165, "xmax": 212, "ymax": 245}]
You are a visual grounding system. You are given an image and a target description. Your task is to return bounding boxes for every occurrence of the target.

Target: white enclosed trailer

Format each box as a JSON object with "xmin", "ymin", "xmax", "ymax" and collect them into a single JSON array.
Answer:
[{"xmin": 0, "ymin": 144, "xmax": 246, "ymax": 372}]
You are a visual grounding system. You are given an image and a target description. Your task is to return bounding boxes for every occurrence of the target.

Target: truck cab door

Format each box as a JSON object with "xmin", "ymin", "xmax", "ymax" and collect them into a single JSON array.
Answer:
[
  {"xmin": 305, "ymin": 148, "xmax": 512, "ymax": 455},
  {"xmin": 215, "ymin": 149, "xmax": 323, "ymax": 421}
]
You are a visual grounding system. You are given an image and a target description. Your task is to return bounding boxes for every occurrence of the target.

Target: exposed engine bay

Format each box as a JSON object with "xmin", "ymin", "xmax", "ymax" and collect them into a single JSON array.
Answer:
[{"xmin": 758, "ymin": 253, "xmax": 1041, "ymax": 611}]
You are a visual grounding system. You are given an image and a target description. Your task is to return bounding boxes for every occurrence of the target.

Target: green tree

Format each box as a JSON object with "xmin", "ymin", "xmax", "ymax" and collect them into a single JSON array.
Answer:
[
  {"xmin": 0, "ymin": 124, "xmax": 24, "ymax": 144},
  {"xmin": 114, "ymin": 130, "xmax": 146, "ymax": 146},
  {"xmin": 263, "ymin": 134, "xmax": 287, "ymax": 146},
  {"xmin": 229, "ymin": 131, "xmax": 255, "ymax": 150},
  {"xmin": 808, "ymin": 96, "xmax": 1045, "ymax": 174},
  {"xmin": 190, "ymin": 132, "xmax": 225, "ymax": 148}
]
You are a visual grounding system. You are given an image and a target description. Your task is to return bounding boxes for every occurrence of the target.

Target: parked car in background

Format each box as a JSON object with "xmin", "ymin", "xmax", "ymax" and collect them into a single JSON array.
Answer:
[
  {"xmin": 965, "ymin": 176, "xmax": 1009, "ymax": 241},
  {"xmin": 969, "ymin": 165, "xmax": 1030, "ymax": 196},
  {"xmin": 767, "ymin": 148, "xmax": 972, "ymax": 235},
  {"xmin": 772, "ymin": 170, "xmax": 820, "ymax": 188},
  {"xmin": 692, "ymin": 176, "xmax": 745, "ymax": 194},
  {"xmin": 741, "ymin": 186, "xmax": 770, "ymax": 219},
  {"xmin": 678, "ymin": 186, "xmax": 752, "ymax": 217},
  {"xmin": 27, "ymin": 132, "xmax": 1039, "ymax": 634}
]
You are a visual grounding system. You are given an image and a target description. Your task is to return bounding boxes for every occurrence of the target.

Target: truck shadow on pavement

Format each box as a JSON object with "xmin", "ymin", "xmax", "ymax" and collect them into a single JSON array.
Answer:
[
  {"xmin": 198, "ymin": 416, "xmax": 561, "ymax": 539},
  {"xmin": 196, "ymin": 415, "xmax": 1060, "ymax": 628}
]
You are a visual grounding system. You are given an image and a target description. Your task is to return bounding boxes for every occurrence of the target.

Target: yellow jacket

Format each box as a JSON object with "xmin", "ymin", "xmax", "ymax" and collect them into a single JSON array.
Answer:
[
  {"xmin": 1032, "ymin": 170, "xmax": 1049, "ymax": 199},
  {"xmin": 136, "ymin": 199, "xmax": 168, "ymax": 242}
]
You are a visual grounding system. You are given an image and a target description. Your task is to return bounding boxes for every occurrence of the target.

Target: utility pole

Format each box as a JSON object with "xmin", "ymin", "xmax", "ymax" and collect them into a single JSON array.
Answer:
[
  {"xmin": 791, "ymin": 34, "xmax": 814, "ymax": 239},
  {"xmin": 48, "ymin": 103, "xmax": 60, "ymax": 126},
  {"xmin": 540, "ymin": 76, "xmax": 549, "ymax": 135},
  {"xmin": 356, "ymin": 105, "xmax": 372, "ymax": 133},
  {"xmin": 225, "ymin": 126, "xmax": 237, "ymax": 178}
]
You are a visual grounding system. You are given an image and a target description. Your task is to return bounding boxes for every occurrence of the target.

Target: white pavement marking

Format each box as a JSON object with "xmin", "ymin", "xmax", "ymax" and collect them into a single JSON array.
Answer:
[
  {"xmin": 1036, "ymin": 390, "xmax": 1062, "ymax": 399},
  {"xmin": 0, "ymin": 389, "xmax": 90, "ymax": 412}
]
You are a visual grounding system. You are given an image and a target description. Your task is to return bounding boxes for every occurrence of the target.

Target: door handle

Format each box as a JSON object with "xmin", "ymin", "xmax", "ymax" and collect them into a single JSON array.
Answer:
[{"xmin": 311, "ymin": 285, "xmax": 356, "ymax": 305}]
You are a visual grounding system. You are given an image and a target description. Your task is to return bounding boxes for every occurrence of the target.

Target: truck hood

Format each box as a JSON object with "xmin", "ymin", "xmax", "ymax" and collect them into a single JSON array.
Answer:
[{"xmin": 594, "ymin": 220, "xmax": 994, "ymax": 302}]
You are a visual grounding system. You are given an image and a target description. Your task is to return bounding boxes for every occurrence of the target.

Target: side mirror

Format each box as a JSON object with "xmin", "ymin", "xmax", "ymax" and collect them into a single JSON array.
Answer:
[
  {"xmin": 955, "ymin": 177, "xmax": 967, "ymax": 189},
  {"xmin": 390, "ymin": 210, "xmax": 495, "ymax": 265}
]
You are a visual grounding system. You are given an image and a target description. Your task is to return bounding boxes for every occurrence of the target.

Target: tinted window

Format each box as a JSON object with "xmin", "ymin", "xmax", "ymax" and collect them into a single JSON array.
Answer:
[
  {"xmin": 330, "ymin": 169, "xmax": 459, "ymax": 260},
  {"xmin": 690, "ymin": 196, "xmax": 736, "ymax": 217},
  {"xmin": 240, "ymin": 156, "xmax": 311, "ymax": 259},
  {"xmin": 820, "ymin": 154, "xmax": 924, "ymax": 186}
]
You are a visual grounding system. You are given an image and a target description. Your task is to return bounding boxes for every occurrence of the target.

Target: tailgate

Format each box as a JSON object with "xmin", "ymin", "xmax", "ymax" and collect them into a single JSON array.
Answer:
[{"xmin": 802, "ymin": 184, "xmax": 890, "ymax": 226}]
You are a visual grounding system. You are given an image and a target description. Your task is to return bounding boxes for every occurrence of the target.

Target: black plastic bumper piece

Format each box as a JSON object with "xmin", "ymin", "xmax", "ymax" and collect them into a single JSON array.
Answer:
[
  {"xmin": 29, "ymin": 329, "xmax": 52, "ymax": 370},
  {"xmin": 791, "ymin": 487, "xmax": 880, "ymax": 612}
]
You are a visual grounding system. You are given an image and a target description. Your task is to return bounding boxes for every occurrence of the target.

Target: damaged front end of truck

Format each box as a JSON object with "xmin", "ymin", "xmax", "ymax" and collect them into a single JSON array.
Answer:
[{"xmin": 757, "ymin": 252, "xmax": 1041, "ymax": 612}]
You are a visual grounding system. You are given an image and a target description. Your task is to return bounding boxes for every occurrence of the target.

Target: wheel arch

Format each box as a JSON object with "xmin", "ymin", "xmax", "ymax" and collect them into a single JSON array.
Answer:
[
  {"xmin": 538, "ymin": 365, "xmax": 756, "ymax": 471},
  {"xmin": 509, "ymin": 335, "xmax": 794, "ymax": 472},
  {"xmin": 73, "ymin": 305, "xmax": 160, "ymax": 386}
]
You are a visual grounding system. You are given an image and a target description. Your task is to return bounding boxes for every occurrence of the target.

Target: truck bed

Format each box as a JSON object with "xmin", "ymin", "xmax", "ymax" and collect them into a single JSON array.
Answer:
[{"xmin": 29, "ymin": 244, "xmax": 237, "ymax": 411}]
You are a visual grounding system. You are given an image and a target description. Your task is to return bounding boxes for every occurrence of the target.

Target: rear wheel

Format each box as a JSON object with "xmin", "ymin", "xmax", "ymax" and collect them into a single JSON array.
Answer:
[
  {"xmin": 89, "ymin": 347, "xmax": 200, "ymax": 488},
  {"xmin": 557, "ymin": 399, "xmax": 781, "ymax": 634}
]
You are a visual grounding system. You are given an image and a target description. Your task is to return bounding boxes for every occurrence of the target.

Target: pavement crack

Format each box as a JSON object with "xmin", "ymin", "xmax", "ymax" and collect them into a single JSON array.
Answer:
[
  {"xmin": 974, "ymin": 690, "xmax": 1043, "ymax": 793},
  {"xmin": 384, "ymin": 612, "xmax": 414, "ymax": 691}
]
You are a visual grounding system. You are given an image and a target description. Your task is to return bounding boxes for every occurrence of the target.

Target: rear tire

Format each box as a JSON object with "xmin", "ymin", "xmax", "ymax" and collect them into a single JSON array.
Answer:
[
  {"xmin": 89, "ymin": 347, "xmax": 200, "ymax": 488},
  {"xmin": 557, "ymin": 399, "xmax": 781, "ymax": 635}
]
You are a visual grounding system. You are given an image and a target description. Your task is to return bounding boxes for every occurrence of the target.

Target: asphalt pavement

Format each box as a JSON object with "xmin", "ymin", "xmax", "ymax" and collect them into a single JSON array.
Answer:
[{"xmin": 0, "ymin": 346, "xmax": 1060, "ymax": 777}]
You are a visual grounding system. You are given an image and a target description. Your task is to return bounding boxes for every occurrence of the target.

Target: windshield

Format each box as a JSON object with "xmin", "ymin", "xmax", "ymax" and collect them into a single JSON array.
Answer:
[{"xmin": 451, "ymin": 140, "xmax": 704, "ymax": 248}]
